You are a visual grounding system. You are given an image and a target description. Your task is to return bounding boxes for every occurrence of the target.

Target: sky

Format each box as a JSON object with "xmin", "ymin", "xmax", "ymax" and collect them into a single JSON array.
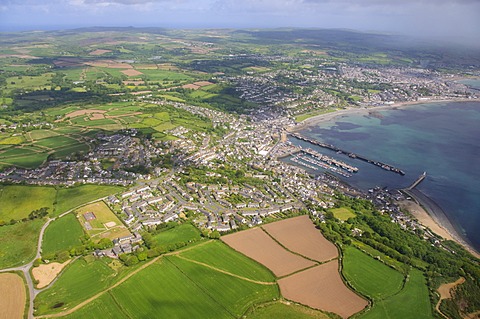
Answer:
[{"xmin": 0, "ymin": 0, "xmax": 479, "ymax": 42}]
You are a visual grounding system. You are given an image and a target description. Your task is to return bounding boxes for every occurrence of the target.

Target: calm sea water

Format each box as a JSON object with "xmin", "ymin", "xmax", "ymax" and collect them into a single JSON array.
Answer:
[{"xmin": 294, "ymin": 101, "xmax": 480, "ymax": 251}]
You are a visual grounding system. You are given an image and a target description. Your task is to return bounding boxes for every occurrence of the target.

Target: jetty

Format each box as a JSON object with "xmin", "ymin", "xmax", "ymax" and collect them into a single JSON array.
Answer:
[
  {"xmin": 288, "ymin": 132, "xmax": 405, "ymax": 176},
  {"xmin": 407, "ymin": 171, "xmax": 427, "ymax": 190}
]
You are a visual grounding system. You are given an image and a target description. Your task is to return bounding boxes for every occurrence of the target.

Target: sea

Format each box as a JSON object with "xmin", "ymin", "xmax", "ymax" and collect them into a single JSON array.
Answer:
[{"xmin": 289, "ymin": 101, "xmax": 480, "ymax": 252}]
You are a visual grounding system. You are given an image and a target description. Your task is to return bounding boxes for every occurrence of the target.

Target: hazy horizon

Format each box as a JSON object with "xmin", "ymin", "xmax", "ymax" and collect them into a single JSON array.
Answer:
[{"xmin": 1, "ymin": 0, "xmax": 479, "ymax": 45}]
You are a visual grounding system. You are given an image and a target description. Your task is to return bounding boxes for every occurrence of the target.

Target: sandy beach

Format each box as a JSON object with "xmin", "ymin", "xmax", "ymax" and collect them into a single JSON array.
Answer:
[
  {"xmin": 289, "ymin": 98, "xmax": 477, "ymax": 132},
  {"xmin": 288, "ymin": 98, "xmax": 480, "ymax": 259}
]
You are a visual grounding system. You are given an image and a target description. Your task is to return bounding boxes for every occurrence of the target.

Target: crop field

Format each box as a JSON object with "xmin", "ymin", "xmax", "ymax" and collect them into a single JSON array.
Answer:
[
  {"xmin": 77, "ymin": 201, "xmax": 130, "ymax": 240},
  {"xmin": 342, "ymin": 246, "xmax": 404, "ymax": 300},
  {"xmin": 360, "ymin": 269, "xmax": 432, "ymax": 319},
  {"xmin": 140, "ymin": 69, "xmax": 193, "ymax": 82},
  {"xmin": 54, "ymin": 185, "xmax": 124, "ymax": 216},
  {"xmin": 63, "ymin": 293, "xmax": 130, "ymax": 319},
  {"xmin": 33, "ymin": 136, "xmax": 80, "ymax": 149},
  {"xmin": 152, "ymin": 223, "xmax": 201, "ymax": 247},
  {"xmin": 5, "ymin": 73, "xmax": 54, "ymax": 92},
  {"xmin": 262, "ymin": 215, "xmax": 338, "ymax": 262},
  {"xmin": 178, "ymin": 240, "xmax": 276, "ymax": 282},
  {"xmin": 28, "ymin": 129, "xmax": 60, "ymax": 140},
  {"xmin": 331, "ymin": 207, "xmax": 356, "ymax": 221},
  {"xmin": 34, "ymin": 257, "xmax": 136, "ymax": 315},
  {"xmin": 278, "ymin": 261, "xmax": 368, "ymax": 319},
  {"xmin": 222, "ymin": 227, "xmax": 316, "ymax": 277},
  {"xmin": 42, "ymin": 214, "xmax": 85, "ymax": 257},
  {"xmin": 0, "ymin": 273, "xmax": 26, "ymax": 319},
  {"xmin": 168, "ymin": 256, "xmax": 279, "ymax": 317},
  {"xmin": 246, "ymin": 302, "xmax": 331, "ymax": 319},
  {"xmin": 0, "ymin": 219, "xmax": 43, "ymax": 268},
  {"xmin": 0, "ymin": 146, "xmax": 49, "ymax": 169},
  {"xmin": 0, "ymin": 185, "xmax": 56, "ymax": 221},
  {"xmin": 0, "ymin": 135, "xmax": 24, "ymax": 145}
]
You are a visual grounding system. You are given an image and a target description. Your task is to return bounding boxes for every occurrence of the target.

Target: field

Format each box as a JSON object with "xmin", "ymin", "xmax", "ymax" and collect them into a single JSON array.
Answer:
[
  {"xmin": 342, "ymin": 246, "xmax": 404, "ymax": 300},
  {"xmin": 360, "ymin": 269, "xmax": 432, "ymax": 319},
  {"xmin": 178, "ymin": 240, "xmax": 276, "ymax": 283},
  {"xmin": 245, "ymin": 302, "xmax": 332, "ymax": 319},
  {"xmin": 42, "ymin": 214, "xmax": 85, "ymax": 257},
  {"xmin": 0, "ymin": 273, "xmax": 26, "ymax": 319},
  {"xmin": 34, "ymin": 257, "xmax": 136, "ymax": 315},
  {"xmin": 278, "ymin": 261, "xmax": 368, "ymax": 319},
  {"xmin": 32, "ymin": 260, "xmax": 71, "ymax": 289},
  {"xmin": 330, "ymin": 207, "xmax": 356, "ymax": 221},
  {"xmin": 152, "ymin": 223, "xmax": 201, "ymax": 247},
  {"xmin": 76, "ymin": 201, "xmax": 130, "ymax": 240},
  {"xmin": 0, "ymin": 219, "xmax": 44, "ymax": 268},
  {"xmin": 0, "ymin": 185, "xmax": 57, "ymax": 221},
  {"xmin": 65, "ymin": 255, "xmax": 278, "ymax": 319},
  {"xmin": 54, "ymin": 185, "xmax": 124, "ymax": 216},
  {"xmin": 222, "ymin": 227, "xmax": 316, "ymax": 277},
  {"xmin": 262, "ymin": 215, "xmax": 338, "ymax": 262}
]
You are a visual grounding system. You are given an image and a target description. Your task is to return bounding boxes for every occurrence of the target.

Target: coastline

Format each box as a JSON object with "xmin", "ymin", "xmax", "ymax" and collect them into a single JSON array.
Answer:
[
  {"xmin": 288, "ymin": 98, "xmax": 478, "ymax": 133},
  {"xmin": 287, "ymin": 98, "xmax": 480, "ymax": 258},
  {"xmin": 402, "ymin": 189, "xmax": 480, "ymax": 259}
]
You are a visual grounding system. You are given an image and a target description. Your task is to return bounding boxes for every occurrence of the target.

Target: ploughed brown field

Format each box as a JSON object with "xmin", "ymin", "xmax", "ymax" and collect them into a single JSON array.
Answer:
[
  {"xmin": 222, "ymin": 215, "xmax": 367, "ymax": 318},
  {"xmin": 221, "ymin": 227, "xmax": 316, "ymax": 277},
  {"xmin": 262, "ymin": 215, "xmax": 338, "ymax": 262},
  {"xmin": 278, "ymin": 261, "xmax": 368, "ymax": 319},
  {"xmin": 0, "ymin": 273, "xmax": 26, "ymax": 319},
  {"xmin": 121, "ymin": 69, "xmax": 143, "ymax": 77}
]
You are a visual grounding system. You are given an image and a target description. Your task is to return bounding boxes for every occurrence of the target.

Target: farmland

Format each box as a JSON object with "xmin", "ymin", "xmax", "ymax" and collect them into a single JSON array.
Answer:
[
  {"xmin": 152, "ymin": 223, "xmax": 201, "ymax": 247},
  {"xmin": 0, "ymin": 273, "xmax": 26, "ymax": 319},
  {"xmin": 0, "ymin": 219, "xmax": 44, "ymax": 268},
  {"xmin": 360, "ymin": 269, "xmax": 432, "ymax": 319},
  {"xmin": 278, "ymin": 261, "xmax": 368, "ymax": 318},
  {"xmin": 42, "ymin": 214, "xmax": 85, "ymax": 257},
  {"xmin": 0, "ymin": 185, "xmax": 56, "ymax": 221},
  {"xmin": 262, "ymin": 215, "xmax": 338, "ymax": 262},
  {"xmin": 222, "ymin": 227, "xmax": 316, "ymax": 277},
  {"xmin": 342, "ymin": 246, "xmax": 404, "ymax": 300},
  {"xmin": 34, "ymin": 257, "xmax": 138, "ymax": 315},
  {"xmin": 178, "ymin": 240, "xmax": 276, "ymax": 283},
  {"xmin": 245, "ymin": 302, "xmax": 332, "ymax": 319},
  {"xmin": 54, "ymin": 185, "xmax": 124, "ymax": 216}
]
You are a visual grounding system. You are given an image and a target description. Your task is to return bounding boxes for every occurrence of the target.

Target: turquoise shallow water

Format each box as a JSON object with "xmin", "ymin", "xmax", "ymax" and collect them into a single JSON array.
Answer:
[{"xmin": 295, "ymin": 101, "xmax": 480, "ymax": 251}]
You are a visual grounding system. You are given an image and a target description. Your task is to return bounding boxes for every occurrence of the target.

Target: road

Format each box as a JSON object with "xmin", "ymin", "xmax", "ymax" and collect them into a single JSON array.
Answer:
[{"xmin": 0, "ymin": 196, "xmax": 111, "ymax": 319}]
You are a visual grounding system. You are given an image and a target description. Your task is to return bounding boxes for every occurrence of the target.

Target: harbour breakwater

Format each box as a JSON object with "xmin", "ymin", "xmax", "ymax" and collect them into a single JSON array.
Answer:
[{"xmin": 289, "ymin": 132, "xmax": 405, "ymax": 176}]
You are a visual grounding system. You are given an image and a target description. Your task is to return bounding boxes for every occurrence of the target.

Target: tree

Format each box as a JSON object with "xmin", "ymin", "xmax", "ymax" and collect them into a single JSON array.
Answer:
[
  {"xmin": 209, "ymin": 230, "xmax": 220, "ymax": 239},
  {"xmin": 125, "ymin": 256, "xmax": 139, "ymax": 266}
]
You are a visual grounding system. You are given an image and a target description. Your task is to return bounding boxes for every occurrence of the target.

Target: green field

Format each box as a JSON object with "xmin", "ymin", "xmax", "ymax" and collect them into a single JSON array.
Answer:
[
  {"xmin": 63, "ymin": 293, "xmax": 130, "ymax": 319},
  {"xmin": 179, "ymin": 241, "xmax": 276, "ymax": 282},
  {"xmin": 33, "ymin": 136, "xmax": 80, "ymax": 149},
  {"xmin": 152, "ymin": 223, "xmax": 201, "ymax": 246},
  {"xmin": 331, "ymin": 207, "xmax": 356, "ymax": 221},
  {"xmin": 360, "ymin": 269, "xmax": 432, "ymax": 319},
  {"xmin": 342, "ymin": 246, "xmax": 404, "ymax": 300},
  {"xmin": 0, "ymin": 219, "xmax": 44, "ymax": 268},
  {"xmin": 0, "ymin": 185, "xmax": 57, "ymax": 221},
  {"xmin": 168, "ymin": 256, "xmax": 279, "ymax": 317},
  {"xmin": 54, "ymin": 185, "xmax": 124, "ymax": 216},
  {"xmin": 29, "ymin": 129, "xmax": 60, "ymax": 140},
  {"xmin": 42, "ymin": 214, "xmax": 85, "ymax": 257},
  {"xmin": 34, "ymin": 257, "xmax": 136, "ymax": 315},
  {"xmin": 245, "ymin": 302, "xmax": 331, "ymax": 319}
]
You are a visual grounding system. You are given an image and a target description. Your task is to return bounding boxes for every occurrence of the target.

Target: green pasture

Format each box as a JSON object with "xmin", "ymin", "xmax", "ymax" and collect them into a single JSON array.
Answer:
[
  {"xmin": 63, "ymin": 293, "xmax": 129, "ymax": 319},
  {"xmin": 54, "ymin": 185, "xmax": 124, "ymax": 216},
  {"xmin": 42, "ymin": 214, "xmax": 85, "ymax": 257},
  {"xmin": 141, "ymin": 69, "xmax": 193, "ymax": 82},
  {"xmin": 360, "ymin": 269, "xmax": 432, "ymax": 319},
  {"xmin": 34, "ymin": 257, "xmax": 135, "ymax": 315},
  {"xmin": 33, "ymin": 136, "xmax": 80, "ymax": 149},
  {"xmin": 108, "ymin": 259, "xmax": 235, "ymax": 319},
  {"xmin": 352, "ymin": 240, "xmax": 410, "ymax": 275},
  {"xmin": 246, "ymin": 302, "xmax": 331, "ymax": 319},
  {"xmin": 169, "ymin": 256, "xmax": 279, "ymax": 317},
  {"xmin": 331, "ymin": 207, "xmax": 356, "ymax": 221},
  {"xmin": 179, "ymin": 240, "xmax": 275, "ymax": 282},
  {"xmin": 29, "ymin": 129, "xmax": 60, "ymax": 140},
  {"xmin": 0, "ymin": 219, "xmax": 44, "ymax": 268},
  {"xmin": 5, "ymin": 73, "xmax": 53, "ymax": 92},
  {"xmin": 342, "ymin": 246, "xmax": 404, "ymax": 300},
  {"xmin": 152, "ymin": 223, "xmax": 201, "ymax": 247},
  {"xmin": 0, "ymin": 185, "xmax": 57, "ymax": 221},
  {"xmin": 51, "ymin": 143, "xmax": 90, "ymax": 159}
]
